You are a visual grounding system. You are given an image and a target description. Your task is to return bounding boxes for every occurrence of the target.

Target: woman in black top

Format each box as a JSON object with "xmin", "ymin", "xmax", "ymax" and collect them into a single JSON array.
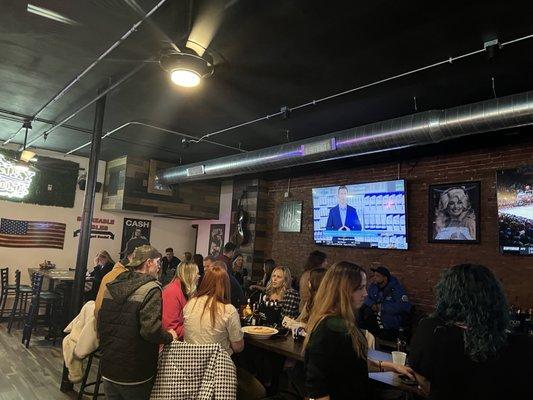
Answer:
[
  {"xmin": 304, "ymin": 262, "xmax": 414, "ymax": 400},
  {"xmin": 409, "ymin": 263, "xmax": 530, "ymax": 399},
  {"xmin": 85, "ymin": 250, "xmax": 114, "ymax": 301}
]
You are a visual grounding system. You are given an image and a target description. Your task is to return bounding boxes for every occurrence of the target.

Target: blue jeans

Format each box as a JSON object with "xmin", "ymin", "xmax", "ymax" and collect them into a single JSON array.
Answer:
[{"xmin": 103, "ymin": 379, "xmax": 154, "ymax": 400}]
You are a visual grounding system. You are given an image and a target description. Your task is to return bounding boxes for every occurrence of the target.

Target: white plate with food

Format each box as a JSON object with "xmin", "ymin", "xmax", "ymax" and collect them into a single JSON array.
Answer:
[{"xmin": 241, "ymin": 326, "xmax": 278, "ymax": 339}]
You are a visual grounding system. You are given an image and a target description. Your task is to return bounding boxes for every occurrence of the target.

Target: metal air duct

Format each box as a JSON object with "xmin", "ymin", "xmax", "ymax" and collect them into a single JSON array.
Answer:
[{"xmin": 157, "ymin": 90, "xmax": 533, "ymax": 184}]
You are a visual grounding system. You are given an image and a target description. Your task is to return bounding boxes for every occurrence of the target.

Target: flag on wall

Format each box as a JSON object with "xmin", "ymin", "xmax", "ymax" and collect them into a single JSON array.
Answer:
[{"xmin": 0, "ymin": 218, "xmax": 66, "ymax": 249}]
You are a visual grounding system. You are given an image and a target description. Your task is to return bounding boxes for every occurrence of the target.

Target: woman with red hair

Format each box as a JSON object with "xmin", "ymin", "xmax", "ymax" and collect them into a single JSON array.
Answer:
[{"xmin": 183, "ymin": 265, "xmax": 243, "ymax": 355}]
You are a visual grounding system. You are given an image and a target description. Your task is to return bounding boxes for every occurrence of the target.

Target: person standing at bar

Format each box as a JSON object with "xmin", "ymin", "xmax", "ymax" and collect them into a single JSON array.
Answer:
[
  {"xmin": 217, "ymin": 242, "xmax": 236, "ymax": 270},
  {"xmin": 232, "ymin": 253, "xmax": 247, "ymax": 286},
  {"xmin": 193, "ymin": 253, "xmax": 205, "ymax": 276},
  {"xmin": 98, "ymin": 245, "xmax": 177, "ymax": 400},
  {"xmin": 162, "ymin": 261, "xmax": 199, "ymax": 338},
  {"xmin": 212, "ymin": 260, "xmax": 245, "ymax": 309},
  {"xmin": 299, "ymin": 250, "xmax": 328, "ymax": 311},
  {"xmin": 304, "ymin": 262, "xmax": 413, "ymax": 400},
  {"xmin": 94, "ymin": 240, "xmax": 141, "ymax": 319},
  {"xmin": 160, "ymin": 247, "xmax": 181, "ymax": 286},
  {"xmin": 216, "ymin": 242, "xmax": 245, "ymax": 307}
]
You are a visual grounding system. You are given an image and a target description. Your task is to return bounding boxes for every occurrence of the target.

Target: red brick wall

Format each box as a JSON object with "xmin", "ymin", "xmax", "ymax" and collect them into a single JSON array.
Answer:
[{"xmin": 265, "ymin": 141, "xmax": 533, "ymax": 313}]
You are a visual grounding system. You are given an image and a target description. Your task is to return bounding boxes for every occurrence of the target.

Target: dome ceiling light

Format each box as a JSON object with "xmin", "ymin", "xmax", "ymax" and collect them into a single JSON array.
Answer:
[{"xmin": 159, "ymin": 50, "xmax": 214, "ymax": 88}]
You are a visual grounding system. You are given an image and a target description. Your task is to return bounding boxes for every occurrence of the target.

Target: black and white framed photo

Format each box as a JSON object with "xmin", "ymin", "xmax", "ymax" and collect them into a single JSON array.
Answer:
[
  {"xmin": 278, "ymin": 201, "xmax": 302, "ymax": 233},
  {"xmin": 121, "ymin": 218, "xmax": 151, "ymax": 256},
  {"xmin": 428, "ymin": 181, "xmax": 481, "ymax": 243},
  {"xmin": 208, "ymin": 224, "xmax": 225, "ymax": 257}
]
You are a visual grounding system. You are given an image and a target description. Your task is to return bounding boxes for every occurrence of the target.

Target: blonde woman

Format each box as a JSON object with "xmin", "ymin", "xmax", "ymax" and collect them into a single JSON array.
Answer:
[
  {"xmin": 162, "ymin": 261, "xmax": 199, "ymax": 338},
  {"xmin": 85, "ymin": 250, "xmax": 115, "ymax": 300},
  {"xmin": 303, "ymin": 262, "xmax": 414, "ymax": 400},
  {"xmin": 265, "ymin": 266, "xmax": 300, "ymax": 319},
  {"xmin": 434, "ymin": 187, "xmax": 476, "ymax": 240}
]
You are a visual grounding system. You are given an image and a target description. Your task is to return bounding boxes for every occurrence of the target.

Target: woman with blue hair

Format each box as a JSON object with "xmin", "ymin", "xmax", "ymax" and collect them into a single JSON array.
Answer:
[{"xmin": 409, "ymin": 264, "xmax": 529, "ymax": 399}]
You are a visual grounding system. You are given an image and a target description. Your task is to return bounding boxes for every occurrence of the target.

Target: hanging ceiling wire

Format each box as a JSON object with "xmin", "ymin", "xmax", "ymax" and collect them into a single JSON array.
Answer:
[
  {"xmin": 28, "ymin": 0, "xmax": 170, "ymax": 125},
  {"xmin": 191, "ymin": 32, "xmax": 533, "ymax": 144}
]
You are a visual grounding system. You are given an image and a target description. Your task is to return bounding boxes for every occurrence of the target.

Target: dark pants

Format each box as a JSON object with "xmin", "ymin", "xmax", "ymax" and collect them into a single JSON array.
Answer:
[
  {"xmin": 103, "ymin": 379, "xmax": 154, "ymax": 400},
  {"xmin": 359, "ymin": 307, "xmax": 399, "ymax": 342}
]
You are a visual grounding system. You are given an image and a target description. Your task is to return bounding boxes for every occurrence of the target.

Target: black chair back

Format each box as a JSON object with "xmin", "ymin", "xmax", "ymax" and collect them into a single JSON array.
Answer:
[
  {"xmin": 14, "ymin": 270, "xmax": 21, "ymax": 291},
  {"xmin": 30, "ymin": 272, "xmax": 44, "ymax": 297},
  {"xmin": 1, "ymin": 268, "xmax": 8, "ymax": 293}
]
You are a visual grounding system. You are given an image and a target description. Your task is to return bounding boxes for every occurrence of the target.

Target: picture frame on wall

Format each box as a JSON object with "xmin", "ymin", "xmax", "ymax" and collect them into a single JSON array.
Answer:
[
  {"xmin": 147, "ymin": 159, "xmax": 174, "ymax": 196},
  {"xmin": 428, "ymin": 181, "xmax": 481, "ymax": 243},
  {"xmin": 278, "ymin": 201, "xmax": 303, "ymax": 233},
  {"xmin": 208, "ymin": 224, "xmax": 225, "ymax": 257},
  {"xmin": 496, "ymin": 165, "xmax": 533, "ymax": 255},
  {"xmin": 121, "ymin": 218, "xmax": 151, "ymax": 256}
]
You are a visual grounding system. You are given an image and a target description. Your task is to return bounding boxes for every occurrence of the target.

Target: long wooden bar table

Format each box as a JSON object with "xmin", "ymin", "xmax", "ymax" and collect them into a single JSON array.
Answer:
[{"xmin": 246, "ymin": 333, "xmax": 424, "ymax": 396}]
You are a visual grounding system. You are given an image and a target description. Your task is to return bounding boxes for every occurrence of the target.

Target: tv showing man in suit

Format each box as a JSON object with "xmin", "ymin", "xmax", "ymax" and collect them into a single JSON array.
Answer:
[{"xmin": 326, "ymin": 185, "xmax": 362, "ymax": 231}]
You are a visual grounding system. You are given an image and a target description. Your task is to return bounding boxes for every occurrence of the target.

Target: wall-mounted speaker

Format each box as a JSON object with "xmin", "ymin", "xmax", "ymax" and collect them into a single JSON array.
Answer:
[{"xmin": 78, "ymin": 179, "xmax": 102, "ymax": 192}]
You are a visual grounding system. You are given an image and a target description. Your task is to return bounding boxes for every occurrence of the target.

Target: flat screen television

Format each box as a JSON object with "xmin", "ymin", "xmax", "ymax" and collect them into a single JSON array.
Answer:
[
  {"xmin": 497, "ymin": 166, "xmax": 533, "ymax": 255},
  {"xmin": 312, "ymin": 179, "xmax": 408, "ymax": 249}
]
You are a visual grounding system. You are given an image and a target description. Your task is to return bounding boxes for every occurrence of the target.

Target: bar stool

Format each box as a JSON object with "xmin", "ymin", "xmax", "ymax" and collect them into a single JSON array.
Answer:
[
  {"xmin": 77, "ymin": 351, "xmax": 104, "ymax": 400},
  {"xmin": 0, "ymin": 267, "xmax": 16, "ymax": 319},
  {"xmin": 22, "ymin": 272, "xmax": 62, "ymax": 348},
  {"xmin": 7, "ymin": 270, "xmax": 32, "ymax": 333}
]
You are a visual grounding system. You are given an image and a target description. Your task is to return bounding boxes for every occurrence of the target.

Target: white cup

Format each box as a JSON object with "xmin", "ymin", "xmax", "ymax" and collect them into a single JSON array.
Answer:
[{"xmin": 391, "ymin": 351, "xmax": 407, "ymax": 366}]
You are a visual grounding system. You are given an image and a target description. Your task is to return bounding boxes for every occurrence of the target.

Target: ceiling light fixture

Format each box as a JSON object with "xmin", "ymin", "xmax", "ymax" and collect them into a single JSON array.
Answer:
[
  {"xmin": 160, "ymin": 49, "xmax": 214, "ymax": 88},
  {"xmin": 171, "ymin": 70, "xmax": 201, "ymax": 87},
  {"xmin": 20, "ymin": 150, "xmax": 36, "ymax": 163},
  {"xmin": 19, "ymin": 120, "xmax": 35, "ymax": 163},
  {"xmin": 27, "ymin": 4, "xmax": 80, "ymax": 25}
]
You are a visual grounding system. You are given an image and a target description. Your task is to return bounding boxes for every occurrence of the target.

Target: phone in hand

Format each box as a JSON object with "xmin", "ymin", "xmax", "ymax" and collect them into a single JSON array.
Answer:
[{"xmin": 398, "ymin": 374, "xmax": 418, "ymax": 386}]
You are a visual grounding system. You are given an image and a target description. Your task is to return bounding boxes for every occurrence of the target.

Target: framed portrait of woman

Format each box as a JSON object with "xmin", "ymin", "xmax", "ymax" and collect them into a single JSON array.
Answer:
[{"xmin": 428, "ymin": 181, "xmax": 481, "ymax": 243}]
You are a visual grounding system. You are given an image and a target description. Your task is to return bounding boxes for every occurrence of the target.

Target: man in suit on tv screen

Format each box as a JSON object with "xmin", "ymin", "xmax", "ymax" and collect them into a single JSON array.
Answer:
[{"xmin": 326, "ymin": 185, "xmax": 362, "ymax": 231}]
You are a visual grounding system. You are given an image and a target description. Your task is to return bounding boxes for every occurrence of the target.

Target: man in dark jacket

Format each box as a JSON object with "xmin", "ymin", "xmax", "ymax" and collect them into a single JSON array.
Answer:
[
  {"xmin": 359, "ymin": 266, "xmax": 412, "ymax": 340},
  {"xmin": 98, "ymin": 245, "xmax": 177, "ymax": 400},
  {"xmin": 215, "ymin": 242, "xmax": 245, "ymax": 308},
  {"xmin": 212, "ymin": 259, "xmax": 245, "ymax": 309},
  {"xmin": 160, "ymin": 247, "xmax": 181, "ymax": 286}
]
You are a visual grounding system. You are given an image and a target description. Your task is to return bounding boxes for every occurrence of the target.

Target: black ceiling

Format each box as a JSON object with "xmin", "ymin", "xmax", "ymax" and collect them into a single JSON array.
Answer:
[{"xmin": 1, "ymin": 0, "xmax": 533, "ymax": 165}]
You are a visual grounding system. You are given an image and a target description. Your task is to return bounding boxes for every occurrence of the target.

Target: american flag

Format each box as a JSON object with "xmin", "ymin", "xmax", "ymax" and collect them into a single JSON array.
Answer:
[{"xmin": 0, "ymin": 218, "xmax": 66, "ymax": 249}]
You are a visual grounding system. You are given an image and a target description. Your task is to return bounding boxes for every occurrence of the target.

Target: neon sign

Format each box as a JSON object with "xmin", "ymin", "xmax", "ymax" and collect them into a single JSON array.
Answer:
[{"xmin": 0, "ymin": 154, "xmax": 36, "ymax": 199}]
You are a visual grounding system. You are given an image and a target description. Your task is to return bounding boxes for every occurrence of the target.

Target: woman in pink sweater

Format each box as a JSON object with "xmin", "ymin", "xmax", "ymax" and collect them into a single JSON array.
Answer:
[{"xmin": 162, "ymin": 261, "xmax": 199, "ymax": 338}]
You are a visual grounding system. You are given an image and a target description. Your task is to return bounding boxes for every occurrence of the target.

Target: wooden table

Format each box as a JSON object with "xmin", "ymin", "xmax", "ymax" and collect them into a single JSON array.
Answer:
[
  {"xmin": 246, "ymin": 333, "xmax": 424, "ymax": 396},
  {"xmin": 27, "ymin": 268, "xmax": 93, "ymax": 333},
  {"xmin": 28, "ymin": 268, "xmax": 76, "ymax": 282}
]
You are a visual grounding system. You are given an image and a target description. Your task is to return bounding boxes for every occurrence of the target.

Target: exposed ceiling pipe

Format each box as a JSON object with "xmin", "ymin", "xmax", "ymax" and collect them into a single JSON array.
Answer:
[
  {"xmin": 28, "ymin": 0, "xmax": 170, "ymax": 125},
  {"xmin": 157, "ymin": 90, "xmax": 533, "ymax": 184},
  {"xmin": 64, "ymin": 121, "xmax": 246, "ymax": 155},
  {"xmin": 190, "ymin": 32, "xmax": 533, "ymax": 145}
]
